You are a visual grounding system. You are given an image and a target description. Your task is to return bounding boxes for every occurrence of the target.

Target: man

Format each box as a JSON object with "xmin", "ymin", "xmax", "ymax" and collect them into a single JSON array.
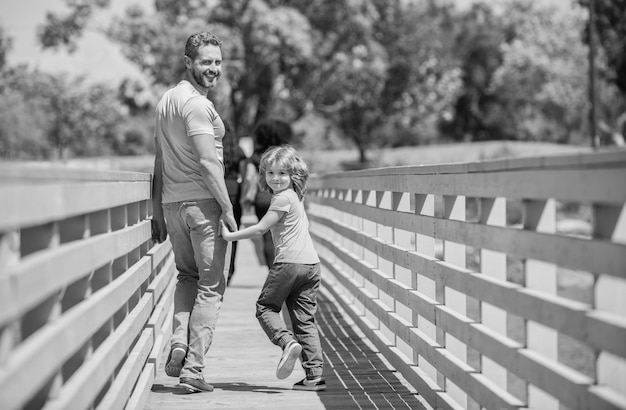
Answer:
[{"xmin": 151, "ymin": 31, "xmax": 237, "ymax": 393}]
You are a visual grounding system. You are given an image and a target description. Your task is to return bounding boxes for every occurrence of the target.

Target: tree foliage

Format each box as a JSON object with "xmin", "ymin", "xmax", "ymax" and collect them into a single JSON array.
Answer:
[
  {"xmin": 490, "ymin": 0, "xmax": 591, "ymax": 144},
  {"xmin": 2, "ymin": 0, "xmax": 623, "ymax": 161},
  {"xmin": 579, "ymin": 0, "xmax": 626, "ymax": 94},
  {"xmin": 441, "ymin": 2, "xmax": 508, "ymax": 141},
  {"xmin": 0, "ymin": 67, "xmax": 128, "ymax": 159},
  {"xmin": 36, "ymin": 0, "xmax": 467, "ymax": 160}
]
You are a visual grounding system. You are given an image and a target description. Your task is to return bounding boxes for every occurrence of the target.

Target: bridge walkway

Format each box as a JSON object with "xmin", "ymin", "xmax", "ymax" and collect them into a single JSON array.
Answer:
[{"xmin": 144, "ymin": 237, "xmax": 430, "ymax": 410}]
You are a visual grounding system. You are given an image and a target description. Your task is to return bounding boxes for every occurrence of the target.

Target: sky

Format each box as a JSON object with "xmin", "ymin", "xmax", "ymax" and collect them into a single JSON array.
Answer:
[
  {"xmin": 1, "ymin": 0, "xmax": 153, "ymax": 85},
  {"xmin": 1, "ymin": 0, "xmax": 566, "ymax": 86}
]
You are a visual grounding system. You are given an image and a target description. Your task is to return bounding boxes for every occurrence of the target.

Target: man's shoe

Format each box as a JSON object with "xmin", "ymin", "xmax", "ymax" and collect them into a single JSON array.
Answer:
[
  {"xmin": 164, "ymin": 345, "xmax": 186, "ymax": 377},
  {"xmin": 179, "ymin": 377, "xmax": 214, "ymax": 393},
  {"xmin": 293, "ymin": 377, "xmax": 327, "ymax": 391},
  {"xmin": 276, "ymin": 340, "xmax": 302, "ymax": 379}
]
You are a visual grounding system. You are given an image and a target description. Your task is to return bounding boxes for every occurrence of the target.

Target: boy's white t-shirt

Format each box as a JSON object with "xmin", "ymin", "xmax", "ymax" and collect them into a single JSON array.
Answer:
[{"xmin": 268, "ymin": 189, "xmax": 320, "ymax": 264}]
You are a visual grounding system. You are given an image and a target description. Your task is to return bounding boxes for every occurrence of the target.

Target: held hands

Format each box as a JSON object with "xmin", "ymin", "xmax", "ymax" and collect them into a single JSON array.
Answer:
[{"xmin": 219, "ymin": 220, "xmax": 235, "ymax": 241}]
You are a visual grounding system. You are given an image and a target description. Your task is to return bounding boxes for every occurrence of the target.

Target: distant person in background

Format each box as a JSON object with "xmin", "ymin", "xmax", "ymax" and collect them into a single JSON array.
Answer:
[
  {"xmin": 240, "ymin": 119, "xmax": 293, "ymax": 268},
  {"xmin": 223, "ymin": 122, "xmax": 246, "ymax": 285},
  {"xmin": 151, "ymin": 31, "xmax": 237, "ymax": 394}
]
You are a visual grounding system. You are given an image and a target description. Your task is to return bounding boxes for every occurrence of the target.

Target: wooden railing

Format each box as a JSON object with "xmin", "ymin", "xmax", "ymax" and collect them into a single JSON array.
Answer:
[
  {"xmin": 0, "ymin": 164, "xmax": 174, "ymax": 410},
  {"xmin": 2, "ymin": 150, "xmax": 625, "ymax": 410},
  {"xmin": 307, "ymin": 150, "xmax": 626, "ymax": 410}
]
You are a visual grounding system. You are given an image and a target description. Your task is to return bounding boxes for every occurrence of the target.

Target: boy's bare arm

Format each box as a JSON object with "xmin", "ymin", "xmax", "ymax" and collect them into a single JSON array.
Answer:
[{"xmin": 220, "ymin": 210, "xmax": 282, "ymax": 241}]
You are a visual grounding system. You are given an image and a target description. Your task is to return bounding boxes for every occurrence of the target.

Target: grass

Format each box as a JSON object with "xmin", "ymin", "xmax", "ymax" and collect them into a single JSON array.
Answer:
[
  {"xmin": 301, "ymin": 141, "xmax": 591, "ymax": 173},
  {"xmin": 61, "ymin": 140, "xmax": 591, "ymax": 174}
]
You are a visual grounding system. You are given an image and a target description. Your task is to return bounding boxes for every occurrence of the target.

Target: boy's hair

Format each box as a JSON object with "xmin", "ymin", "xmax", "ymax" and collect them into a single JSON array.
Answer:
[
  {"xmin": 259, "ymin": 145, "xmax": 309, "ymax": 200},
  {"xmin": 184, "ymin": 31, "xmax": 222, "ymax": 60}
]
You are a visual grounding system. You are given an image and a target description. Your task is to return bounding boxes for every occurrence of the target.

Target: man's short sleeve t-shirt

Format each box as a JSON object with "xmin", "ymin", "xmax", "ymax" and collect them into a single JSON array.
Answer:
[{"xmin": 155, "ymin": 80, "xmax": 225, "ymax": 203}]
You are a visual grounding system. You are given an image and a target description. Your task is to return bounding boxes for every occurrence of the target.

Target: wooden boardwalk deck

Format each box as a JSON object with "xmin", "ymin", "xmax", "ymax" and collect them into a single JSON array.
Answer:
[{"xmin": 144, "ymin": 238, "xmax": 429, "ymax": 410}]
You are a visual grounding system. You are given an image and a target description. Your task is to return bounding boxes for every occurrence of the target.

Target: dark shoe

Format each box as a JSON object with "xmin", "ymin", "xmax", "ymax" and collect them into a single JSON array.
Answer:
[
  {"xmin": 293, "ymin": 377, "xmax": 327, "ymax": 391},
  {"xmin": 179, "ymin": 377, "xmax": 214, "ymax": 393},
  {"xmin": 276, "ymin": 340, "xmax": 302, "ymax": 379},
  {"xmin": 164, "ymin": 344, "xmax": 186, "ymax": 377}
]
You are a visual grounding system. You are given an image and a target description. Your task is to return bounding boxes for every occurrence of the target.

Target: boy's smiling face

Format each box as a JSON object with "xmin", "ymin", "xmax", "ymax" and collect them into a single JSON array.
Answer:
[{"xmin": 265, "ymin": 163, "xmax": 292, "ymax": 194}]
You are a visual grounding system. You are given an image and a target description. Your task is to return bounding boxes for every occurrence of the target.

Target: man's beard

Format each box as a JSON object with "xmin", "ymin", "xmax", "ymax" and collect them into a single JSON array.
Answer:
[{"xmin": 193, "ymin": 68, "xmax": 219, "ymax": 88}]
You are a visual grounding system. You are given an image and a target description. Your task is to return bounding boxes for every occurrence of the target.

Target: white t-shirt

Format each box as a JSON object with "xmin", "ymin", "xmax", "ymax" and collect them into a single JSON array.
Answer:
[
  {"xmin": 155, "ymin": 80, "xmax": 225, "ymax": 203},
  {"xmin": 269, "ymin": 189, "xmax": 320, "ymax": 264}
]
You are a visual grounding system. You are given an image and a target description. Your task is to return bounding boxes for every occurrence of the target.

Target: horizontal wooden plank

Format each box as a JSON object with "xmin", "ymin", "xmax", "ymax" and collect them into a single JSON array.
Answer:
[
  {"xmin": 0, "ymin": 255, "xmax": 153, "ymax": 410},
  {"xmin": 320, "ymin": 269, "xmax": 461, "ymax": 410},
  {"xmin": 148, "ymin": 253, "xmax": 176, "ymax": 307},
  {"xmin": 0, "ymin": 181, "xmax": 151, "ymax": 230},
  {"xmin": 43, "ymin": 283, "xmax": 157, "ymax": 410},
  {"xmin": 309, "ymin": 167, "xmax": 626, "ymax": 203},
  {"xmin": 516, "ymin": 349, "xmax": 593, "ymax": 409},
  {"xmin": 320, "ymin": 251, "xmax": 525, "ymax": 410},
  {"xmin": 311, "ymin": 217, "xmax": 626, "ymax": 359},
  {"xmin": 436, "ymin": 219, "xmax": 625, "ymax": 280},
  {"xmin": 125, "ymin": 359, "xmax": 157, "ymax": 410},
  {"xmin": 0, "ymin": 162, "xmax": 151, "ymax": 182},
  {"xmin": 315, "ymin": 233, "xmax": 439, "ymax": 325},
  {"xmin": 310, "ymin": 149, "xmax": 626, "ymax": 179},
  {"xmin": 0, "ymin": 222, "xmax": 151, "ymax": 327},
  {"xmin": 309, "ymin": 196, "xmax": 626, "ymax": 279},
  {"xmin": 147, "ymin": 239, "xmax": 173, "ymax": 272},
  {"xmin": 588, "ymin": 385, "xmax": 626, "ymax": 410},
  {"xmin": 96, "ymin": 329, "xmax": 154, "ymax": 410},
  {"xmin": 321, "ymin": 245, "xmax": 602, "ymax": 409},
  {"xmin": 146, "ymin": 262, "xmax": 176, "ymax": 341},
  {"xmin": 435, "ymin": 305, "xmax": 594, "ymax": 409},
  {"xmin": 126, "ymin": 332, "xmax": 168, "ymax": 410},
  {"xmin": 586, "ymin": 310, "xmax": 626, "ymax": 359}
]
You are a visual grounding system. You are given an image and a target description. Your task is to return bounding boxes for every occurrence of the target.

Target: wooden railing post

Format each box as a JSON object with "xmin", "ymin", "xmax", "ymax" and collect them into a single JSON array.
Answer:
[
  {"xmin": 443, "ymin": 194, "xmax": 467, "ymax": 407},
  {"xmin": 523, "ymin": 198, "xmax": 558, "ymax": 409},
  {"xmin": 593, "ymin": 203, "xmax": 626, "ymax": 396},
  {"xmin": 392, "ymin": 191, "xmax": 414, "ymax": 360},
  {"xmin": 478, "ymin": 197, "xmax": 508, "ymax": 394},
  {"xmin": 0, "ymin": 230, "xmax": 20, "ymax": 364},
  {"xmin": 414, "ymin": 193, "xmax": 438, "ymax": 384}
]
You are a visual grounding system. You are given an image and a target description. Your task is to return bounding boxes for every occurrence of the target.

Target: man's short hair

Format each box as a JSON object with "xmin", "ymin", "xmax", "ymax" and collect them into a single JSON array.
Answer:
[{"xmin": 185, "ymin": 31, "xmax": 223, "ymax": 60}]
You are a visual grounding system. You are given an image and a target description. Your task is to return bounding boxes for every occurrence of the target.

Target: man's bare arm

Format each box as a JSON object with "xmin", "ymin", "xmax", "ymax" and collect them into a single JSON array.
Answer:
[
  {"xmin": 151, "ymin": 138, "xmax": 168, "ymax": 242},
  {"xmin": 190, "ymin": 133, "xmax": 237, "ymax": 230}
]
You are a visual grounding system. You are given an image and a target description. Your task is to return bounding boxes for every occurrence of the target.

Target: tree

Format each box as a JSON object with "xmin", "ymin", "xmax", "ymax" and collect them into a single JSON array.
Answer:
[
  {"xmin": 38, "ymin": 0, "xmax": 113, "ymax": 52},
  {"xmin": 0, "ymin": 70, "xmax": 52, "ymax": 159},
  {"xmin": 38, "ymin": 0, "xmax": 465, "ymax": 162},
  {"xmin": 0, "ymin": 66, "xmax": 127, "ymax": 159},
  {"xmin": 489, "ymin": 0, "xmax": 591, "ymax": 144},
  {"xmin": 441, "ymin": 2, "xmax": 508, "ymax": 142},
  {"xmin": 285, "ymin": 0, "xmax": 463, "ymax": 161},
  {"xmin": 373, "ymin": 0, "xmax": 462, "ymax": 147},
  {"xmin": 579, "ymin": 0, "xmax": 626, "ymax": 95},
  {"xmin": 0, "ymin": 26, "xmax": 12, "ymax": 70},
  {"xmin": 40, "ymin": 0, "xmax": 316, "ymax": 139}
]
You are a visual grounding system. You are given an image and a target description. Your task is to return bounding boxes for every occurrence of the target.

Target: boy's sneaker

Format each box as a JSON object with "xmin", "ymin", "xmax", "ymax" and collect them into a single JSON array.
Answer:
[
  {"xmin": 276, "ymin": 340, "xmax": 302, "ymax": 379},
  {"xmin": 293, "ymin": 377, "xmax": 327, "ymax": 391},
  {"xmin": 179, "ymin": 377, "xmax": 214, "ymax": 393},
  {"xmin": 165, "ymin": 344, "xmax": 186, "ymax": 377}
]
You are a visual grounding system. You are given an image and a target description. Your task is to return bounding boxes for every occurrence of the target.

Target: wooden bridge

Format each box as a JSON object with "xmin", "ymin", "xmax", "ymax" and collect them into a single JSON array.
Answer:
[{"xmin": 1, "ymin": 149, "xmax": 626, "ymax": 410}]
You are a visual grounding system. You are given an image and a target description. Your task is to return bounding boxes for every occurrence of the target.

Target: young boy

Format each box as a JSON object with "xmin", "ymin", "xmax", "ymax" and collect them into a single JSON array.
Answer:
[{"xmin": 220, "ymin": 145, "xmax": 326, "ymax": 391}]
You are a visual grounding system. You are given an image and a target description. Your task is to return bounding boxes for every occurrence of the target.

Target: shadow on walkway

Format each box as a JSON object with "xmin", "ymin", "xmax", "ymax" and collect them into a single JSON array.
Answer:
[{"xmin": 313, "ymin": 291, "xmax": 429, "ymax": 410}]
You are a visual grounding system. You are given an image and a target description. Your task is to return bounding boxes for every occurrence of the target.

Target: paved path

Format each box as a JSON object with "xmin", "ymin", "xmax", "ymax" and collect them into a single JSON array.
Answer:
[{"xmin": 144, "ymin": 238, "xmax": 429, "ymax": 409}]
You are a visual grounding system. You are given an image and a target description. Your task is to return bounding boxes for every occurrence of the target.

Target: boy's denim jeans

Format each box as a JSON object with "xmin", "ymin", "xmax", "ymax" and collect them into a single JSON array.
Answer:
[
  {"xmin": 163, "ymin": 199, "xmax": 230, "ymax": 379},
  {"xmin": 256, "ymin": 262, "xmax": 323, "ymax": 379}
]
